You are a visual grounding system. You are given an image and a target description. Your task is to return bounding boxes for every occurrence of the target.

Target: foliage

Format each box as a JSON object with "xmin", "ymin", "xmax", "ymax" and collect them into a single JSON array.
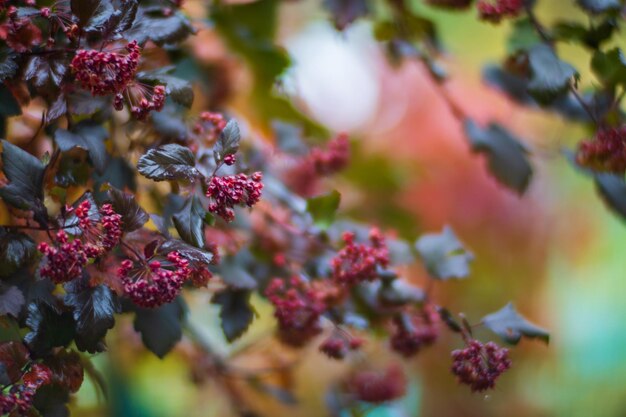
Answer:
[{"xmin": 9, "ymin": 0, "xmax": 626, "ymax": 414}]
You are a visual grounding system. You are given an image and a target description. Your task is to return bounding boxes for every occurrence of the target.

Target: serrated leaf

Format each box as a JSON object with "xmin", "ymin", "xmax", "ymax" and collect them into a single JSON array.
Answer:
[
  {"xmin": 527, "ymin": 43, "xmax": 577, "ymax": 104},
  {"xmin": 482, "ymin": 302, "xmax": 550, "ymax": 345},
  {"xmin": 45, "ymin": 350, "xmax": 84, "ymax": 393},
  {"xmin": 306, "ymin": 190, "xmax": 341, "ymax": 230},
  {"xmin": 0, "ymin": 341, "xmax": 30, "ymax": 382},
  {"xmin": 464, "ymin": 119, "xmax": 533, "ymax": 194},
  {"xmin": 24, "ymin": 56, "xmax": 67, "ymax": 90},
  {"xmin": 71, "ymin": 0, "xmax": 101, "ymax": 26},
  {"xmin": 137, "ymin": 143, "xmax": 199, "ymax": 182},
  {"xmin": 55, "ymin": 121, "xmax": 108, "ymax": 174},
  {"xmin": 415, "ymin": 226, "xmax": 473, "ymax": 280},
  {"xmin": 0, "ymin": 49, "xmax": 18, "ymax": 82},
  {"xmin": 25, "ymin": 302, "xmax": 76, "ymax": 357},
  {"xmin": 133, "ymin": 297, "xmax": 185, "ymax": 358},
  {"xmin": 158, "ymin": 239, "xmax": 213, "ymax": 268},
  {"xmin": 0, "ymin": 140, "xmax": 46, "ymax": 211},
  {"xmin": 64, "ymin": 279, "xmax": 118, "ymax": 354},
  {"xmin": 107, "ymin": 187, "xmax": 149, "ymax": 232},
  {"xmin": 126, "ymin": 7, "xmax": 195, "ymax": 46},
  {"xmin": 213, "ymin": 119, "xmax": 240, "ymax": 164},
  {"xmin": 0, "ymin": 229, "xmax": 36, "ymax": 277},
  {"xmin": 591, "ymin": 48, "xmax": 626, "ymax": 88},
  {"xmin": 0, "ymin": 285, "xmax": 25, "ymax": 317},
  {"xmin": 83, "ymin": 0, "xmax": 118, "ymax": 33},
  {"xmin": 212, "ymin": 289, "xmax": 254, "ymax": 343},
  {"xmin": 173, "ymin": 195, "xmax": 206, "ymax": 248}
]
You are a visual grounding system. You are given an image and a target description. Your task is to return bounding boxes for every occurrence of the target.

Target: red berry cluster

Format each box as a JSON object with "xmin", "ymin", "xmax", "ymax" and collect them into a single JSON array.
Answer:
[
  {"xmin": 451, "ymin": 340, "xmax": 512, "ymax": 392},
  {"xmin": 206, "ymin": 172, "xmax": 264, "ymax": 222},
  {"xmin": 319, "ymin": 331, "xmax": 363, "ymax": 360},
  {"xmin": 347, "ymin": 364, "xmax": 407, "ymax": 404},
  {"xmin": 0, "ymin": 9, "xmax": 42, "ymax": 53},
  {"xmin": 71, "ymin": 41, "xmax": 141, "ymax": 96},
  {"xmin": 331, "ymin": 228, "xmax": 389, "ymax": 286},
  {"xmin": 477, "ymin": 0, "xmax": 524, "ymax": 22},
  {"xmin": 265, "ymin": 277, "xmax": 328, "ymax": 346},
  {"xmin": 193, "ymin": 111, "xmax": 227, "ymax": 143},
  {"xmin": 118, "ymin": 251, "xmax": 192, "ymax": 308},
  {"xmin": 38, "ymin": 200, "xmax": 123, "ymax": 284},
  {"xmin": 117, "ymin": 84, "xmax": 166, "ymax": 121},
  {"xmin": 0, "ymin": 363, "xmax": 52, "ymax": 415},
  {"xmin": 576, "ymin": 126, "xmax": 626, "ymax": 174},
  {"xmin": 390, "ymin": 307, "xmax": 439, "ymax": 358},
  {"xmin": 311, "ymin": 133, "xmax": 350, "ymax": 176}
]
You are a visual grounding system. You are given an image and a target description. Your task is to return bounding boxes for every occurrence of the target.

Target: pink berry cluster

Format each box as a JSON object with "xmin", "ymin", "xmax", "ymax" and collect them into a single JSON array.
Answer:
[
  {"xmin": 0, "ymin": 363, "xmax": 52, "ymax": 416},
  {"xmin": 38, "ymin": 200, "xmax": 123, "ymax": 283},
  {"xmin": 117, "ymin": 84, "xmax": 166, "ymax": 121},
  {"xmin": 346, "ymin": 364, "xmax": 407, "ymax": 404},
  {"xmin": 206, "ymin": 172, "xmax": 264, "ymax": 222},
  {"xmin": 118, "ymin": 251, "xmax": 192, "ymax": 308},
  {"xmin": 311, "ymin": 133, "xmax": 350, "ymax": 176},
  {"xmin": 576, "ymin": 126, "xmax": 626, "ymax": 174},
  {"xmin": 71, "ymin": 41, "xmax": 141, "ymax": 96},
  {"xmin": 193, "ymin": 111, "xmax": 227, "ymax": 144},
  {"xmin": 390, "ymin": 307, "xmax": 439, "ymax": 358},
  {"xmin": 265, "ymin": 276, "xmax": 328, "ymax": 346},
  {"xmin": 331, "ymin": 228, "xmax": 390, "ymax": 286},
  {"xmin": 477, "ymin": 0, "xmax": 524, "ymax": 22},
  {"xmin": 319, "ymin": 331, "xmax": 363, "ymax": 360},
  {"xmin": 451, "ymin": 340, "xmax": 512, "ymax": 392}
]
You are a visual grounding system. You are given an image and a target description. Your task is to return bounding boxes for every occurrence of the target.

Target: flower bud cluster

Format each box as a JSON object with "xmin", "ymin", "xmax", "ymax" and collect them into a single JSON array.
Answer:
[
  {"xmin": 331, "ymin": 228, "xmax": 390, "ymax": 286},
  {"xmin": 477, "ymin": 0, "xmax": 524, "ymax": 22},
  {"xmin": 390, "ymin": 306, "xmax": 439, "ymax": 357},
  {"xmin": 38, "ymin": 200, "xmax": 123, "ymax": 284},
  {"xmin": 347, "ymin": 364, "xmax": 407, "ymax": 404},
  {"xmin": 265, "ymin": 276, "xmax": 328, "ymax": 346},
  {"xmin": 451, "ymin": 340, "xmax": 512, "ymax": 392},
  {"xmin": 0, "ymin": 363, "xmax": 52, "ymax": 415},
  {"xmin": 71, "ymin": 41, "xmax": 140, "ymax": 96},
  {"xmin": 576, "ymin": 126, "xmax": 626, "ymax": 174},
  {"xmin": 319, "ymin": 332, "xmax": 363, "ymax": 360},
  {"xmin": 193, "ymin": 111, "xmax": 227, "ymax": 143},
  {"xmin": 206, "ymin": 172, "xmax": 264, "ymax": 222},
  {"xmin": 118, "ymin": 251, "xmax": 192, "ymax": 308}
]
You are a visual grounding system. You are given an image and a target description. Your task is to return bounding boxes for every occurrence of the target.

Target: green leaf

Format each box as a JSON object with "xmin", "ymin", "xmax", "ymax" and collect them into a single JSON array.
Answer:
[
  {"xmin": 577, "ymin": 0, "xmax": 623, "ymax": 14},
  {"xmin": 0, "ymin": 229, "xmax": 36, "ymax": 277},
  {"xmin": 415, "ymin": 226, "xmax": 473, "ymax": 280},
  {"xmin": 55, "ymin": 121, "xmax": 108, "ymax": 174},
  {"xmin": 0, "ymin": 140, "xmax": 46, "ymax": 211},
  {"xmin": 552, "ymin": 19, "xmax": 616, "ymax": 49},
  {"xmin": 213, "ymin": 119, "xmax": 241, "ymax": 164},
  {"xmin": 482, "ymin": 302, "xmax": 550, "ymax": 345},
  {"xmin": 107, "ymin": 187, "xmax": 149, "ymax": 232},
  {"xmin": 527, "ymin": 43, "xmax": 577, "ymax": 104},
  {"xmin": 212, "ymin": 289, "xmax": 255, "ymax": 343},
  {"xmin": 133, "ymin": 297, "xmax": 186, "ymax": 358},
  {"xmin": 25, "ymin": 302, "xmax": 76, "ymax": 357},
  {"xmin": 591, "ymin": 48, "xmax": 626, "ymax": 89},
  {"xmin": 172, "ymin": 196, "xmax": 207, "ymax": 248},
  {"xmin": 64, "ymin": 278, "xmax": 118, "ymax": 354},
  {"xmin": 507, "ymin": 18, "xmax": 542, "ymax": 54},
  {"xmin": 306, "ymin": 190, "xmax": 341, "ymax": 230},
  {"xmin": 137, "ymin": 143, "xmax": 199, "ymax": 182},
  {"xmin": 464, "ymin": 119, "xmax": 533, "ymax": 194}
]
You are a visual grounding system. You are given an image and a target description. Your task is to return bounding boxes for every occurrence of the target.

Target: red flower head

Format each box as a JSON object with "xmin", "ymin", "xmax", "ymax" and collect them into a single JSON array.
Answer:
[
  {"xmin": 347, "ymin": 364, "xmax": 407, "ymax": 404},
  {"xmin": 576, "ymin": 126, "xmax": 626, "ymax": 174},
  {"xmin": 477, "ymin": 0, "xmax": 524, "ymax": 23},
  {"xmin": 206, "ymin": 172, "xmax": 264, "ymax": 222},
  {"xmin": 451, "ymin": 340, "xmax": 512, "ymax": 392},
  {"xmin": 331, "ymin": 228, "xmax": 390, "ymax": 286},
  {"xmin": 390, "ymin": 306, "xmax": 440, "ymax": 358}
]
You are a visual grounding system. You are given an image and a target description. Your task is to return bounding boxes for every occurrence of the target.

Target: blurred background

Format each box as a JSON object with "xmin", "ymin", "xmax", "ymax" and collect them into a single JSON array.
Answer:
[{"xmin": 60, "ymin": 1, "xmax": 626, "ymax": 416}]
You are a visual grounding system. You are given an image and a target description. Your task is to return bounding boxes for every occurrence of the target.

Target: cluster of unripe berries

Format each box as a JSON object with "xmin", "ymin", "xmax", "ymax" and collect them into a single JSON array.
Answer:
[
  {"xmin": 0, "ymin": 363, "xmax": 52, "ymax": 415},
  {"xmin": 576, "ymin": 126, "xmax": 626, "ymax": 174},
  {"xmin": 38, "ymin": 200, "xmax": 123, "ymax": 284},
  {"xmin": 117, "ymin": 251, "xmax": 193, "ymax": 308},
  {"xmin": 193, "ymin": 111, "xmax": 228, "ymax": 144},
  {"xmin": 451, "ymin": 340, "xmax": 512, "ymax": 392},
  {"xmin": 206, "ymin": 172, "xmax": 264, "ymax": 222},
  {"xmin": 477, "ymin": 0, "xmax": 524, "ymax": 22}
]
